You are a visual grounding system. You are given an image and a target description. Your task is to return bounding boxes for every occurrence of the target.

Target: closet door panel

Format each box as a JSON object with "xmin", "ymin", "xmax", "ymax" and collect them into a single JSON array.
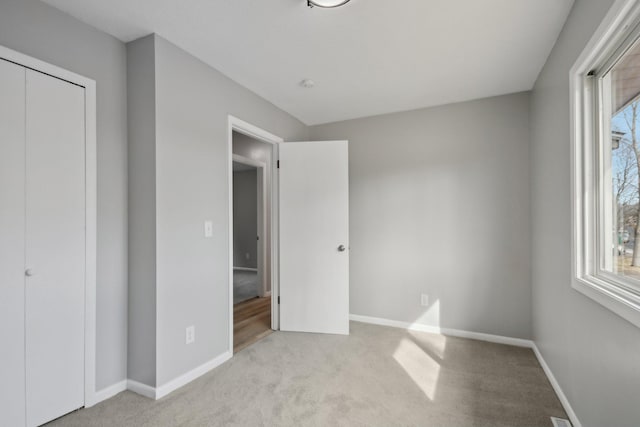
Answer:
[
  {"xmin": 0, "ymin": 59, "xmax": 26, "ymax": 427},
  {"xmin": 25, "ymin": 70, "xmax": 85, "ymax": 427}
]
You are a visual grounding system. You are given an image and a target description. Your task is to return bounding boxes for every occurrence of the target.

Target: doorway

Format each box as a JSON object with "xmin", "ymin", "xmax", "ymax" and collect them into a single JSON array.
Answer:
[
  {"xmin": 229, "ymin": 118, "xmax": 282, "ymax": 354},
  {"xmin": 232, "ymin": 154, "xmax": 271, "ymax": 352},
  {"xmin": 228, "ymin": 116, "xmax": 351, "ymax": 355},
  {"xmin": 232, "ymin": 160, "xmax": 262, "ymax": 304}
]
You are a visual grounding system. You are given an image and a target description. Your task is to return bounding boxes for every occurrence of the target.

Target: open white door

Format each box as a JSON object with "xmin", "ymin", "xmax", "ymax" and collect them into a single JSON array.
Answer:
[{"xmin": 279, "ymin": 140, "xmax": 349, "ymax": 335}]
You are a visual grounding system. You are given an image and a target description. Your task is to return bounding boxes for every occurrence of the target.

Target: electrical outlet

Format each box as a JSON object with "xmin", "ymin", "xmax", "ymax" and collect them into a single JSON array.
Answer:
[
  {"xmin": 186, "ymin": 325, "xmax": 195, "ymax": 344},
  {"xmin": 204, "ymin": 221, "xmax": 213, "ymax": 238},
  {"xmin": 245, "ymin": 252, "xmax": 250, "ymax": 260},
  {"xmin": 421, "ymin": 294, "xmax": 429, "ymax": 306}
]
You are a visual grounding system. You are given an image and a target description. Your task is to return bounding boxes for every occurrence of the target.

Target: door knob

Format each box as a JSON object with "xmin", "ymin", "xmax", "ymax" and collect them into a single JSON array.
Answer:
[
  {"xmin": 25, "ymin": 269, "xmax": 34, "ymax": 277},
  {"xmin": 338, "ymin": 245, "xmax": 347, "ymax": 252}
]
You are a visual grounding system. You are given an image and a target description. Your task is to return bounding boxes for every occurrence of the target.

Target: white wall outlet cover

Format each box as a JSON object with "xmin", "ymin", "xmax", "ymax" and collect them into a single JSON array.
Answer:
[
  {"xmin": 204, "ymin": 221, "xmax": 213, "ymax": 238},
  {"xmin": 421, "ymin": 294, "xmax": 429, "ymax": 306},
  {"xmin": 186, "ymin": 325, "xmax": 195, "ymax": 344}
]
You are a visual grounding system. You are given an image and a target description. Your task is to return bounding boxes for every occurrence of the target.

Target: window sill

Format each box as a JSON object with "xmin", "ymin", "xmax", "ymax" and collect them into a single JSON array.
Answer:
[{"xmin": 573, "ymin": 275, "xmax": 640, "ymax": 328}]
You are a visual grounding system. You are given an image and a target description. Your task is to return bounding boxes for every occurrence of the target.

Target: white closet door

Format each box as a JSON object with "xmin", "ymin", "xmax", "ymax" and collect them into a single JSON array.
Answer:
[
  {"xmin": 0, "ymin": 59, "xmax": 26, "ymax": 427},
  {"xmin": 25, "ymin": 70, "xmax": 85, "ymax": 427}
]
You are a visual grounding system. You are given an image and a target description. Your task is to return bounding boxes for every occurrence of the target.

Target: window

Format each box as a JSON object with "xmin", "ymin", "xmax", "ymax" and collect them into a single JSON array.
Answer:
[
  {"xmin": 572, "ymin": 0, "xmax": 640, "ymax": 328},
  {"xmin": 603, "ymin": 51, "xmax": 640, "ymax": 281}
]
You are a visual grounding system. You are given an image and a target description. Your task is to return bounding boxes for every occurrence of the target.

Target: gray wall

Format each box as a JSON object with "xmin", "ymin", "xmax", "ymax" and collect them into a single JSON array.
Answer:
[
  {"xmin": 145, "ymin": 35, "xmax": 307, "ymax": 387},
  {"xmin": 233, "ymin": 132, "xmax": 275, "ymax": 292},
  {"xmin": 127, "ymin": 35, "xmax": 157, "ymax": 386},
  {"xmin": 233, "ymin": 169, "xmax": 258, "ymax": 269},
  {"xmin": 530, "ymin": 0, "xmax": 640, "ymax": 426},
  {"xmin": 0, "ymin": 0, "xmax": 128, "ymax": 390},
  {"xmin": 311, "ymin": 92, "xmax": 532, "ymax": 339}
]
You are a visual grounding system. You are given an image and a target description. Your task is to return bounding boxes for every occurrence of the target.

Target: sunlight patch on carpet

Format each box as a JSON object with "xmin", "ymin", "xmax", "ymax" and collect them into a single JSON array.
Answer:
[{"xmin": 393, "ymin": 337, "xmax": 441, "ymax": 401}]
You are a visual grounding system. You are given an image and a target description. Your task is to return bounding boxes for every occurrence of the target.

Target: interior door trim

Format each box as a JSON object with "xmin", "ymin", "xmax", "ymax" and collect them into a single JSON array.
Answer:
[
  {"xmin": 0, "ymin": 44, "xmax": 98, "ymax": 408},
  {"xmin": 228, "ymin": 116, "xmax": 283, "ymax": 355}
]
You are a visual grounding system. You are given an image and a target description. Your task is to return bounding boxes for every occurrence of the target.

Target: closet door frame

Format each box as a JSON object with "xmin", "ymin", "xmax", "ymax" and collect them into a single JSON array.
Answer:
[{"xmin": 0, "ymin": 45, "xmax": 99, "ymax": 408}]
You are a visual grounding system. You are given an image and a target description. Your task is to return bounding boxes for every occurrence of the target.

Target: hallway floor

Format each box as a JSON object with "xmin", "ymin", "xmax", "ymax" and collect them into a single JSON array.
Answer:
[{"xmin": 233, "ymin": 295, "xmax": 272, "ymax": 353}]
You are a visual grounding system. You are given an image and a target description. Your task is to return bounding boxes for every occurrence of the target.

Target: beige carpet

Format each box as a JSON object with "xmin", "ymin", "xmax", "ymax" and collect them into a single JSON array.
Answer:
[{"xmin": 50, "ymin": 322, "xmax": 566, "ymax": 427}]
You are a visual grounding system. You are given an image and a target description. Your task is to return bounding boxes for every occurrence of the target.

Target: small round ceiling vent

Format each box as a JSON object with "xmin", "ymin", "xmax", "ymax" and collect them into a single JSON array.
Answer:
[{"xmin": 300, "ymin": 79, "xmax": 316, "ymax": 88}]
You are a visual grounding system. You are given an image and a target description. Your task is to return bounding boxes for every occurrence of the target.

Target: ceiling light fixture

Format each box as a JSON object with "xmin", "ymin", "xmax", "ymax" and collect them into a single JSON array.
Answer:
[{"xmin": 307, "ymin": 0, "xmax": 351, "ymax": 8}]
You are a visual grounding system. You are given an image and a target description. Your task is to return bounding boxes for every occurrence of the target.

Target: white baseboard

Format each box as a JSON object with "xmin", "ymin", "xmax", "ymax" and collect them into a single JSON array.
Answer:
[
  {"xmin": 532, "ymin": 344, "xmax": 582, "ymax": 427},
  {"xmin": 155, "ymin": 351, "xmax": 232, "ymax": 399},
  {"xmin": 349, "ymin": 314, "xmax": 533, "ymax": 348},
  {"xmin": 233, "ymin": 267, "xmax": 258, "ymax": 272},
  {"xmin": 127, "ymin": 351, "xmax": 232, "ymax": 400},
  {"xmin": 93, "ymin": 318, "xmax": 580, "ymax": 427},
  {"xmin": 127, "ymin": 379, "xmax": 156, "ymax": 399},
  {"xmin": 87, "ymin": 379, "xmax": 127, "ymax": 407},
  {"xmin": 350, "ymin": 314, "xmax": 580, "ymax": 426}
]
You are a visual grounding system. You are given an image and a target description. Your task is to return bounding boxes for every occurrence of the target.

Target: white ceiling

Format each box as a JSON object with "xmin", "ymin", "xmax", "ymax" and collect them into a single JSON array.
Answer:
[{"xmin": 42, "ymin": 0, "xmax": 574, "ymax": 125}]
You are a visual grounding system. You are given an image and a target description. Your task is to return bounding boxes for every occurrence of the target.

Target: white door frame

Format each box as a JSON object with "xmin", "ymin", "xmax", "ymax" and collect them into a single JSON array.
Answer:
[
  {"xmin": 232, "ymin": 154, "xmax": 268, "ymax": 297},
  {"xmin": 228, "ymin": 116, "xmax": 283, "ymax": 354},
  {"xmin": 0, "ymin": 45, "xmax": 98, "ymax": 407}
]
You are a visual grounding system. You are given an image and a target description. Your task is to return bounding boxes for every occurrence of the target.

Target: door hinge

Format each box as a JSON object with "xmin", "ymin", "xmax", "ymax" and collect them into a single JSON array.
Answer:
[
  {"xmin": 277, "ymin": 296, "xmax": 280, "ymax": 304},
  {"xmin": 277, "ymin": 160, "xmax": 280, "ymax": 169}
]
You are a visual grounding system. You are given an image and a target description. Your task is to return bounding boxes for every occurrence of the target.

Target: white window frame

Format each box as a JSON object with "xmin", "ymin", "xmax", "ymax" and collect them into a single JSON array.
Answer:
[{"xmin": 571, "ymin": 0, "xmax": 640, "ymax": 328}]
